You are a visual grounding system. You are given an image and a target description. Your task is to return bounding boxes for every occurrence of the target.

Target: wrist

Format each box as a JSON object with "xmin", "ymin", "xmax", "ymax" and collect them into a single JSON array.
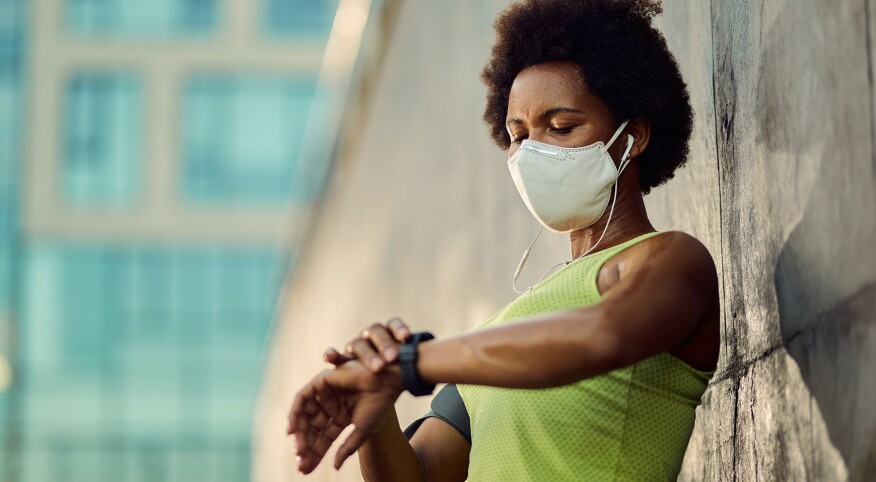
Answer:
[{"xmin": 382, "ymin": 363, "xmax": 405, "ymax": 397}]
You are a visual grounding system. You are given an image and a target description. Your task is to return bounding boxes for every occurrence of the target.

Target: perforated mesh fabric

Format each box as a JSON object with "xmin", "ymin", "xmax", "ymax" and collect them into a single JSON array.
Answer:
[{"xmin": 457, "ymin": 231, "xmax": 714, "ymax": 481}]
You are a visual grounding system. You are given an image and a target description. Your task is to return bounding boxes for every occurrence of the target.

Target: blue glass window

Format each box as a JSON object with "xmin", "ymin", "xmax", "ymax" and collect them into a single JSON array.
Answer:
[
  {"xmin": 0, "ymin": 78, "xmax": 21, "ymax": 183},
  {"xmin": 0, "ymin": 0, "xmax": 24, "ymax": 72},
  {"xmin": 63, "ymin": 72, "xmax": 141, "ymax": 205},
  {"xmin": 0, "ymin": 0, "xmax": 23, "ymax": 323},
  {"xmin": 264, "ymin": 0, "xmax": 339, "ymax": 37},
  {"xmin": 0, "ymin": 75, "xmax": 21, "ymax": 310},
  {"xmin": 183, "ymin": 75, "xmax": 317, "ymax": 203},
  {"xmin": 67, "ymin": 0, "xmax": 217, "ymax": 36},
  {"xmin": 0, "ymin": 238, "xmax": 12, "ymax": 308},
  {"xmin": 18, "ymin": 244, "xmax": 286, "ymax": 480}
]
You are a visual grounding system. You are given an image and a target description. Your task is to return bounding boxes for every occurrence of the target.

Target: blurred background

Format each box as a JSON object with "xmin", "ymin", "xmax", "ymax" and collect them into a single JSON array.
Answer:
[
  {"xmin": 3, "ymin": 0, "xmax": 876, "ymax": 481},
  {"xmin": 0, "ymin": 0, "xmax": 396, "ymax": 480}
]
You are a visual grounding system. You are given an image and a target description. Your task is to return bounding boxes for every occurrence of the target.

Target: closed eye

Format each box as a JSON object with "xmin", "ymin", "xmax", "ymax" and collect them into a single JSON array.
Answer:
[{"xmin": 549, "ymin": 126, "xmax": 575, "ymax": 135}]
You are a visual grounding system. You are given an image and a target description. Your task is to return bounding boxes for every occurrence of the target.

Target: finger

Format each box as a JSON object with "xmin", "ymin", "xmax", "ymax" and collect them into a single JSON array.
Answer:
[
  {"xmin": 312, "ymin": 419, "xmax": 346, "ymax": 469},
  {"xmin": 298, "ymin": 397, "xmax": 323, "ymax": 459},
  {"xmin": 322, "ymin": 378, "xmax": 352, "ymax": 426},
  {"xmin": 334, "ymin": 424, "xmax": 373, "ymax": 470},
  {"xmin": 386, "ymin": 317, "xmax": 412, "ymax": 343},
  {"xmin": 288, "ymin": 382, "xmax": 317, "ymax": 434},
  {"xmin": 364, "ymin": 323, "xmax": 401, "ymax": 362},
  {"xmin": 324, "ymin": 347, "xmax": 351, "ymax": 366},
  {"xmin": 296, "ymin": 431, "xmax": 321, "ymax": 474},
  {"xmin": 294, "ymin": 426, "xmax": 311, "ymax": 467},
  {"xmin": 305, "ymin": 408, "xmax": 332, "ymax": 456},
  {"xmin": 299, "ymin": 377, "xmax": 348, "ymax": 474},
  {"xmin": 349, "ymin": 337, "xmax": 384, "ymax": 372},
  {"xmin": 299, "ymin": 417, "xmax": 347, "ymax": 474},
  {"xmin": 314, "ymin": 375, "xmax": 340, "ymax": 417},
  {"xmin": 304, "ymin": 396, "xmax": 323, "ymax": 417},
  {"xmin": 296, "ymin": 404, "xmax": 332, "ymax": 474},
  {"xmin": 289, "ymin": 371, "xmax": 331, "ymax": 436}
]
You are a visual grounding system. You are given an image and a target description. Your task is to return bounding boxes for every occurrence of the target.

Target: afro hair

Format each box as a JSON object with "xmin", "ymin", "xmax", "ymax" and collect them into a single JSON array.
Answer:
[{"xmin": 482, "ymin": 0, "xmax": 693, "ymax": 194}]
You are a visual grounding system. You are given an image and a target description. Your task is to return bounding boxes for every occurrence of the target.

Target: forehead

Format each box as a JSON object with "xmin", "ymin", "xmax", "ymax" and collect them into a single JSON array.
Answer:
[{"xmin": 507, "ymin": 61, "xmax": 590, "ymax": 117}]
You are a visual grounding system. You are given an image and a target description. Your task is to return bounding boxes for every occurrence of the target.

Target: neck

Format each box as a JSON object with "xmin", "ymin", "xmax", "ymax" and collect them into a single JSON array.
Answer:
[{"xmin": 568, "ymin": 179, "xmax": 655, "ymax": 259}]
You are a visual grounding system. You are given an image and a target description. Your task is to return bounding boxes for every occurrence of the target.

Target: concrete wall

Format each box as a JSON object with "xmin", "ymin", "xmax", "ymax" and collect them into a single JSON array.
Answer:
[
  {"xmin": 255, "ymin": 1, "xmax": 876, "ymax": 480},
  {"xmin": 677, "ymin": 1, "xmax": 876, "ymax": 480}
]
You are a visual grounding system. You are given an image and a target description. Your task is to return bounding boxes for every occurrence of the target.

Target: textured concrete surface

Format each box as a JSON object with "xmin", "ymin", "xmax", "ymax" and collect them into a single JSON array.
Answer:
[
  {"xmin": 255, "ymin": 1, "xmax": 876, "ymax": 480},
  {"xmin": 680, "ymin": 1, "xmax": 876, "ymax": 480}
]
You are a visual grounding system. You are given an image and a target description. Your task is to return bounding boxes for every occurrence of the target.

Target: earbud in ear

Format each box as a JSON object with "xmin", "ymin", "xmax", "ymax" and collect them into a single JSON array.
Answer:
[{"xmin": 624, "ymin": 134, "xmax": 635, "ymax": 159}]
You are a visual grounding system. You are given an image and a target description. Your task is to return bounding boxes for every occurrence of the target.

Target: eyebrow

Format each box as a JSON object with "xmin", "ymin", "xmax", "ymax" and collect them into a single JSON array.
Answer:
[{"xmin": 505, "ymin": 107, "xmax": 586, "ymax": 128}]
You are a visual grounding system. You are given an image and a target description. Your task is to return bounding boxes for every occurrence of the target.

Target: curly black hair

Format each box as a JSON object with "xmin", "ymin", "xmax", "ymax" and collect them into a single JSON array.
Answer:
[{"xmin": 483, "ymin": 0, "xmax": 693, "ymax": 194}]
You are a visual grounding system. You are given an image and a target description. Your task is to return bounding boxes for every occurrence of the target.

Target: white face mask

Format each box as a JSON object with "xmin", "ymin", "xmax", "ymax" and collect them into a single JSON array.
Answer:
[
  {"xmin": 507, "ymin": 120, "xmax": 635, "ymax": 293},
  {"xmin": 507, "ymin": 119, "xmax": 634, "ymax": 233}
]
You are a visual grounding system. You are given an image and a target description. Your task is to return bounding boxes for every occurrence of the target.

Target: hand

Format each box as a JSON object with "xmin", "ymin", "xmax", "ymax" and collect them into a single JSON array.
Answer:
[
  {"xmin": 324, "ymin": 317, "xmax": 412, "ymax": 373},
  {"xmin": 287, "ymin": 360, "xmax": 404, "ymax": 474}
]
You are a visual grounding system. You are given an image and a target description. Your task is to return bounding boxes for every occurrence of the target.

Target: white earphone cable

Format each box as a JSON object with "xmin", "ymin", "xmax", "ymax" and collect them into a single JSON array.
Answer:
[{"xmin": 511, "ymin": 134, "xmax": 634, "ymax": 295}]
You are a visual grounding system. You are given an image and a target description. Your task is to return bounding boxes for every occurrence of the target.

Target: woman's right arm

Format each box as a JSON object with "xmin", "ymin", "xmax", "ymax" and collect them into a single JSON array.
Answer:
[
  {"xmin": 358, "ymin": 408, "xmax": 469, "ymax": 482},
  {"xmin": 322, "ymin": 319, "xmax": 469, "ymax": 481}
]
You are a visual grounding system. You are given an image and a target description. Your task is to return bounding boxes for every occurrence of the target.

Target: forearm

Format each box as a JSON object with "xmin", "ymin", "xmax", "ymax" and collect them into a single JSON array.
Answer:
[
  {"xmin": 418, "ymin": 307, "xmax": 623, "ymax": 389},
  {"xmin": 358, "ymin": 407, "xmax": 425, "ymax": 482}
]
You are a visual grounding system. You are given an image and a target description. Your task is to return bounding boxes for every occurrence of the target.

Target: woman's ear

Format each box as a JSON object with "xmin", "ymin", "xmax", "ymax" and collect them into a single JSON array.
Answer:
[{"xmin": 627, "ymin": 117, "xmax": 651, "ymax": 159}]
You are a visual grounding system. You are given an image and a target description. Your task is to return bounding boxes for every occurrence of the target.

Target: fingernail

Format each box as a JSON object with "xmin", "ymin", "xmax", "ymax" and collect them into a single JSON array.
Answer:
[
  {"xmin": 384, "ymin": 348, "xmax": 397, "ymax": 361},
  {"xmin": 371, "ymin": 358, "xmax": 383, "ymax": 370}
]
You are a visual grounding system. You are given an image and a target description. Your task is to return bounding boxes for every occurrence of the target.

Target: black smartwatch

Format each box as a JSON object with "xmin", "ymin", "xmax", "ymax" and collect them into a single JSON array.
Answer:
[{"xmin": 398, "ymin": 331, "xmax": 436, "ymax": 396}]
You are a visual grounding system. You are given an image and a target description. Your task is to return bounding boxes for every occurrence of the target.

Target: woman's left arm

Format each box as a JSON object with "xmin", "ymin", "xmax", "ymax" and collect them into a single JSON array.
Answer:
[{"xmin": 417, "ymin": 232, "xmax": 718, "ymax": 389}]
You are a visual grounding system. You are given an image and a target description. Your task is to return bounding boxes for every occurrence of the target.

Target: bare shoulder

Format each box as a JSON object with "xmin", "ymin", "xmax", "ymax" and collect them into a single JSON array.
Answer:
[
  {"xmin": 597, "ymin": 232, "xmax": 716, "ymax": 307},
  {"xmin": 631, "ymin": 231, "xmax": 714, "ymax": 270},
  {"xmin": 614, "ymin": 231, "xmax": 718, "ymax": 296}
]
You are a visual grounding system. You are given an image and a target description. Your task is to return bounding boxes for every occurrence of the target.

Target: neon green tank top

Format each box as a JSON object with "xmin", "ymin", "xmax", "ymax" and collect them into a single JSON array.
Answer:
[{"xmin": 457, "ymin": 231, "xmax": 714, "ymax": 481}]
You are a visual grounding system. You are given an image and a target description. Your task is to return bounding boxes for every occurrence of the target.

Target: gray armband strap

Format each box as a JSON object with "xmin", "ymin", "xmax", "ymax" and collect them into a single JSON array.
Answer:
[{"xmin": 403, "ymin": 384, "xmax": 471, "ymax": 444}]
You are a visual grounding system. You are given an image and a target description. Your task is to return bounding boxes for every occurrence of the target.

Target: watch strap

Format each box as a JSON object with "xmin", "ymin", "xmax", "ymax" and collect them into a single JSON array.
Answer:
[{"xmin": 398, "ymin": 331, "xmax": 436, "ymax": 397}]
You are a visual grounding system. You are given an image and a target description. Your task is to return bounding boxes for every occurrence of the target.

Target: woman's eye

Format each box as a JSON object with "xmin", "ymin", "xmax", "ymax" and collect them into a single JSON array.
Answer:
[{"xmin": 550, "ymin": 126, "xmax": 574, "ymax": 135}]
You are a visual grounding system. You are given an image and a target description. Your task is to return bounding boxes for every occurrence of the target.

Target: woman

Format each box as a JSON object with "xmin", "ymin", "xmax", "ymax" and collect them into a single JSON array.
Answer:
[{"xmin": 287, "ymin": 0, "xmax": 719, "ymax": 480}]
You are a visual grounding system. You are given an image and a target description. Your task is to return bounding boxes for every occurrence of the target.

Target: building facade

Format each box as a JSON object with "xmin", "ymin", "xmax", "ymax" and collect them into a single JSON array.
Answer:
[{"xmin": 0, "ymin": 0, "xmax": 363, "ymax": 480}]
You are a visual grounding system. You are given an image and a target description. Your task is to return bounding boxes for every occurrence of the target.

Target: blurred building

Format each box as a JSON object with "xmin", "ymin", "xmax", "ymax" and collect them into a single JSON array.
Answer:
[{"xmin": 0, "ymin": 0, "xmax": 386, "ymax": 480}]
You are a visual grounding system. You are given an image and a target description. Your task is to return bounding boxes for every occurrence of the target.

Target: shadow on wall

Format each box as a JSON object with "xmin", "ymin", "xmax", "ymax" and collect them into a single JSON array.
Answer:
[
  {"xmin": 775, "ymin": 185, "xmax": 876, "ymax": 481},
  {"xmin": 761, "ymin": 1, "xmax": 876, "ymax": 480}
]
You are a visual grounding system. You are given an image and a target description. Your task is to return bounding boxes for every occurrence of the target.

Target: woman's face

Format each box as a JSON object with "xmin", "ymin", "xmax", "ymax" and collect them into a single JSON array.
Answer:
[{"xmin": 505, "ymin": 61, "xmax": 623, "ymax": 161}]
